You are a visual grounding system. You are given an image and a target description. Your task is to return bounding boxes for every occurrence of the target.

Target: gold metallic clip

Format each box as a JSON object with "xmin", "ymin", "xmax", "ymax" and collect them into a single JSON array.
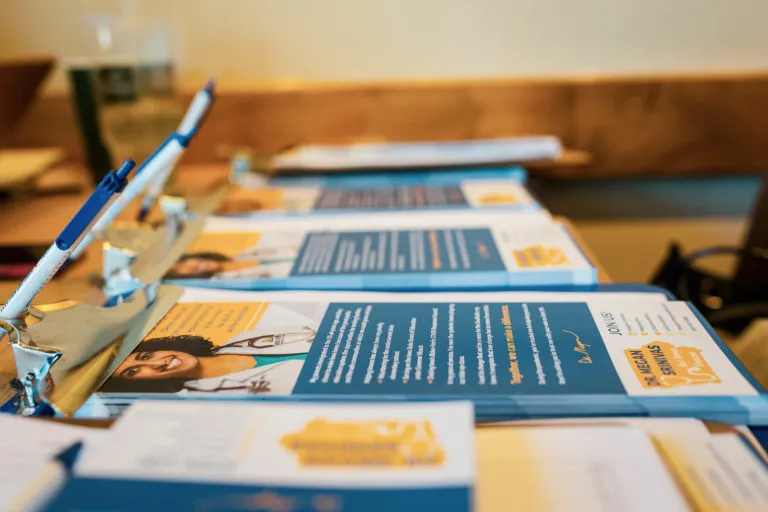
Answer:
[
  {"xmin": 101, "ymin": 192, "xmax": 224, "ymax": 298},
  {"xmin": 0, "ymin": 285, "xmax": 183, "ymax": 417}
]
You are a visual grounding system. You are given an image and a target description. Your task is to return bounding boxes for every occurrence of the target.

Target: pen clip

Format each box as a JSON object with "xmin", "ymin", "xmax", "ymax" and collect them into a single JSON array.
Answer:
[
  {"xmin": 102, "ymin": 189, "xmax": 222, "ymax": 300},
  {"xmin": 57, "ymin": 160, "xmax": 135, "ymax": 251}
]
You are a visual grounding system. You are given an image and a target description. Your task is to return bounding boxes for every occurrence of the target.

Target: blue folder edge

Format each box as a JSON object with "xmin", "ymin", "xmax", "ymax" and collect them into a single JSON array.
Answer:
[
  {"xmin": 748, "ymin": 426, "xmax": 768, "ymax": 461},
  {"xmin": 267, "ymin": 166, "xmax": 529, "ymax": 187},
  {"xmin": 0, "ymin": 284, "xmax": 676, "ymax": 414},
  {"xmin": 5, "ymin": 284, "xmax": 768, "ymax": 453},
  {"xmin": 45, "ymin": 478, "xmax": 471, "ymax": 512},
  {"xmin": 689, "ymin": 301, "xmax": 767, "ymax": 395}
]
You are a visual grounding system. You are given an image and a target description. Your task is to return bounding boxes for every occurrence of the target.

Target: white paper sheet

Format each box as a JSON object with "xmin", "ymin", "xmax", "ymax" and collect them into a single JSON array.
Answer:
[
  {"xmin": 76, "ymin": 401, "xmax": 475, "ymax": 489},
  {"xmin": 0, "ymin": 415, "xmax": 105, "ymax": 510},
  {"xmin": 270, "ymin": 138, "xmax": 563, "ymax": 170}
]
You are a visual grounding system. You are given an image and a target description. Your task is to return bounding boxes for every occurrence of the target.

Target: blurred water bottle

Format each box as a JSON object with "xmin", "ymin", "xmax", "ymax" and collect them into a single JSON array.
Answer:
[{"xmin": 68, "ymin": 1, "xmax": 182, "ymax": 181}]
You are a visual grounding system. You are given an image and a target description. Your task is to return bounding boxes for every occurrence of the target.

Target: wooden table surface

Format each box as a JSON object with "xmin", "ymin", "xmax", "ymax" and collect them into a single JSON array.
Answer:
[{"xmin": 0, "ymin": 164, "xmax": 612, "ymax": 511}]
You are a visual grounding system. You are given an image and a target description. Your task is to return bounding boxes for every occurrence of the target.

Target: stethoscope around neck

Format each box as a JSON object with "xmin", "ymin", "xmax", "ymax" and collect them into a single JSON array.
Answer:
[{"xmin": 226, "ymin": 326, "xmax": 317, "ymax": 350}]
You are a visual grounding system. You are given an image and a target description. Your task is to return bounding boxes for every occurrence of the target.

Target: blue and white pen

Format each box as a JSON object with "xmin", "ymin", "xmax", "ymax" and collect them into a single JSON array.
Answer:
[
  {"xmin": 136, "ymin": 78, "xmax": 216, "ymax": 222},
  {"xmin": 0, "ymin": 160, "xmax": 135, "ymax": 320},
  {"xmin": 69, "ymin": 79, "xmax": 216, "ymax": 260}
]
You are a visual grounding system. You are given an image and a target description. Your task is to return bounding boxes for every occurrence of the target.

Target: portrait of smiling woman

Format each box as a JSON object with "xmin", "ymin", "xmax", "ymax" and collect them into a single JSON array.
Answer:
[
  {"xmin": 101, "ymin": 328, "xmax": 316, "ymax": 395},
  {"xmin": 165, "ymin": 252, "xmax": 296, "ymax": 280}
]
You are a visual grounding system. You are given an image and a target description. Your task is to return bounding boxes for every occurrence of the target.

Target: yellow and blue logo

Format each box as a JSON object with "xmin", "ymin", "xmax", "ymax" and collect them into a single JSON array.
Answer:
[
  {"xmin": 281, "ymin": 419, "xmax": 446, "ymax": 467},
  {"xmin": 624, "ymin": 341, "xmax": 721, "ymax": 388},
  {"xmin": 513, "ymin": 245, "xmax": 569, "ymax": 268}
]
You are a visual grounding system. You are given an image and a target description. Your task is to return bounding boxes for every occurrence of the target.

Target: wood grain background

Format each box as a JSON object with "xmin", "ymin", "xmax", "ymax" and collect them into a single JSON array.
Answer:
[{"xmin": 7, "ymin": 74, "xmax": 768, "ymax": 178}]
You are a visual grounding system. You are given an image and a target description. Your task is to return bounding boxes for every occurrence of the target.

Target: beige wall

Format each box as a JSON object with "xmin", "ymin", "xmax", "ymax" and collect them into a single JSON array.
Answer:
[
  {"xmin": 0, "ymin": 2, "xmax": 756, "ymax": 285},
  {"xmin": 2, "ymin": 0, "xmax": 768, "ymax": 91}
]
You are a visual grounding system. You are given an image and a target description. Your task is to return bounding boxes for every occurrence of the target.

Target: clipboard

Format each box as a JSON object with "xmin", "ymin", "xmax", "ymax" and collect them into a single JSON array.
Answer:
[{"xmin": 0, "ymin": 192, "xmax": 218, "ymax": 417}]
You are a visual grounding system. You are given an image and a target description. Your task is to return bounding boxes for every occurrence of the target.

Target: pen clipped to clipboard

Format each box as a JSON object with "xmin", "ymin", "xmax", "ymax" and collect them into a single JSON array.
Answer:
[{"xmin": 0, "ymin": 80, "xmax": 218, "ymax": 418}]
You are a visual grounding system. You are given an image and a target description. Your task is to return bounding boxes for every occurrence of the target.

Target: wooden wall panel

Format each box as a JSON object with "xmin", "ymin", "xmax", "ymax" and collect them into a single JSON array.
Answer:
[
  {"xmin": 7, "ymin": 75, "xmax": 768, "ymax": 178},
  {"xmin": 0, "ymin": 58, "xmax": 53, "ymax": 141},
  {"xmin": 569, "ymin": 77, "xmax": 768, "ymax": 177}
]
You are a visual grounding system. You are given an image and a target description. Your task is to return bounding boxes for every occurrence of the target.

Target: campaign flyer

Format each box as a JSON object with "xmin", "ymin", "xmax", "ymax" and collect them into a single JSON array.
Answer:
[
  {"xmin": 219, "ymin": 168, "xmax": 541, "ymax": 216},
  {"xmin": 95, "ymin": 288, "xmax": 766, "ymax": 425},
  {"xmin": 483, "ymin": 425, "xmax": 689, "ymax": 512},
  {"xmin": 163, "ymin": 214, "xmax": 593, "ymax": 290},
  {"xmin": 263, "ymin": 167, "xmax": 528, "ymax": 187},
  {"xmin": 47, "ymin": 401, "xmax": 475, "ymax": 512}
]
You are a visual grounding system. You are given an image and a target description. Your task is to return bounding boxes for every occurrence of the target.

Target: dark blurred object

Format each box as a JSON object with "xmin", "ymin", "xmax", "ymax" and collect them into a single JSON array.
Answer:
[
  {"xmin": 733, "ymin": 182, "xmax": 768, "ymax": 301},
  {"xmin": 652, "ymin": 178, "xmax": 768, "ymax": 335},
  {"xmin": 0, "ymin": 243, "xmax": 78, "ymax": 280},
  {"xmin": 68, "ymin": 67, "xmax": 114, "ymax": 182},
  {"xmin": 0, "ymin": 57, "xmax": 54, "ymax": 145}
]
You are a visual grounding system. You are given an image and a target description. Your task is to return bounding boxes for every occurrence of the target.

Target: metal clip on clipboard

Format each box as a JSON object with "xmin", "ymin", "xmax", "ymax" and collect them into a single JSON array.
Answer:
[
  {"xmin": 0, "ymin": 285, "xmax": 182, "ymax": 417},
  {"xmin": 101, "ymin": 190, "xmax": 224, "ymax": 298},
  {"xmin": 0, "ymin": 186, "xmax": 225, "ymax": 416}
]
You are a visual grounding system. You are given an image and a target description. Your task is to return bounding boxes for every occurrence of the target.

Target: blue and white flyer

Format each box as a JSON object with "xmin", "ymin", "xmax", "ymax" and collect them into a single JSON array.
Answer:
[
  {"xmin": 164, "ymin": 213, "xmax": 593, "ymax": 290},
  {"xmin": 223, "ymin": 167, "xmax": 541, "ymax": 217},
  {"xmin": 48, "ymin": 401, "xmax": 475, "ymax": 512},
  {"xmin": 93, "ymin": 288, "xmax": 767, "ymax": 425}
]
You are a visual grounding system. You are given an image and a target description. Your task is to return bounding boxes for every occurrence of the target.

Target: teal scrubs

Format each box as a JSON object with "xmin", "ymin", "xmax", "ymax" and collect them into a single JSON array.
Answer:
[{"xmin": 252, "ymin": 353, "xmax": 307, "ymax": 368}]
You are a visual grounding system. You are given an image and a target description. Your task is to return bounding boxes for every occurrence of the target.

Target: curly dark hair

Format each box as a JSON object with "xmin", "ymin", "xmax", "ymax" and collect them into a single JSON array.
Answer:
[
  {"xmin": 165, "ymin": 252, "xmax": 231, "ymax": 279},
  {"xmin": 99, "ymin": 335, "xmax": 216, "ymax": 394},
  {"xmin": 135, "ymin": 335, "xmax": 217, "ymax": 356}
]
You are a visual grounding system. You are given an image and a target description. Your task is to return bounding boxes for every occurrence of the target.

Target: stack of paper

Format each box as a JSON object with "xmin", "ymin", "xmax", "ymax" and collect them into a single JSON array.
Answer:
[
  {"xmin": 87, "ymin": 288, "xmax": 768, "ymax": 426},
  {"xmin": 0, "ymin": 415, "xmax": 104, "ymax": 512},
  {"xmin": 268, "ymin": 137, "xmax": 563, "ymax": 172},
  {"xmin": 477, "ymin": 418, "xmax": 768, "ymax": 511},
  {"xmin": 160, "ymin": 165, "xmax": 606, "ymax": 291},
  {"xmin": 481, "ymin": 425, "xmax": 690, "ymax": 511},
  {"xmin": 231, "ymin": 167, "xmax": 538, "ymax": 217},
  {"xmin": 46, "ymin": 401, "xmax": 476, "ymax": 512},
  {"xmin": 659, "ymin": 428, "xmax": 768, "ymax": 510},
  {"xmin": 10, "ymin": 410, "xmax": 768, "ymax": 511},
  {"xmin": 163, "ymin": 210, "xmax": 596, "ymax": 290}
]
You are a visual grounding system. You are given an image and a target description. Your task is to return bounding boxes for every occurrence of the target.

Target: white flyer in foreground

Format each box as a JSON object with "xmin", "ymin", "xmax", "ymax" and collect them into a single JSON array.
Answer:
[{"xmin": 53, "ymin": 401, "xmax": 476, "ymax": 512}]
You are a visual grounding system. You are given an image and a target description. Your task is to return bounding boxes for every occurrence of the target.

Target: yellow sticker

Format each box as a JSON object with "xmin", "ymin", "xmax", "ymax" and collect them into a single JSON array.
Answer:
[
  {"xmin": 513, "ymin": 245, "xmax": 570, "ymax": 268},
  {"xmin": 478, "ymin": 192, "xmax": 518, "ymax": 205},
  {"xmin": 281, "ymin": 419, "xmax": 446, "ymax": 467}
]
